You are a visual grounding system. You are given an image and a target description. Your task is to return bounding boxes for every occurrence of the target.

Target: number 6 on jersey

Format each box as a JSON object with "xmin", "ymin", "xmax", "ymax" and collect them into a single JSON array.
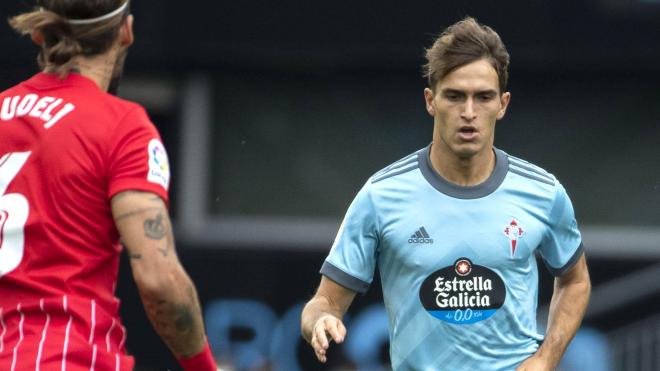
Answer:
[{"xmin": 0, "ymin": 151, "xmax": 31, "ymax": 278}]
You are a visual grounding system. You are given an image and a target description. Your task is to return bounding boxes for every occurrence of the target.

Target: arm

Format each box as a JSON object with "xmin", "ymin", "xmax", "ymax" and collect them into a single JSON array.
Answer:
[
  {"xmin": 111, "ymin": 191, "xmax": 215, "ymax": 368},
  {"xmin": 517, "ymin": 254, "xmax": 591, "ymax": 371},
  {"xmin": 301, "ymin": 276, "xmax": 357, "ymax": 363}
]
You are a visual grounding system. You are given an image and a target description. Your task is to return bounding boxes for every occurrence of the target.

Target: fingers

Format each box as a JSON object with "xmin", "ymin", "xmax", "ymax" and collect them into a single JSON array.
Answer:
[
  {"xmin": 310, "ymin": 315, "xmax": 347, "ymax": 363},
  {"xmin": 311, "ymin": 333, "xmax": 327, "ymax": 363},
  {"xmin": 314, "ymin": 319, "xmax": 330, "ymax": 348},
  {"xmin": 326, "ymin": 317, "xmax": 346, "ymax": 344}
]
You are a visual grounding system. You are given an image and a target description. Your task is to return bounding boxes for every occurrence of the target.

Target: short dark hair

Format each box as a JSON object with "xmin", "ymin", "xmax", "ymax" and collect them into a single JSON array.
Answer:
[
  {"xmin": 423, "ymin": 17, "xmax": 510, "ymax": 92},
  {"xmin": 9, "ymin": 0, "xmax": 129, "ymax": 76}
]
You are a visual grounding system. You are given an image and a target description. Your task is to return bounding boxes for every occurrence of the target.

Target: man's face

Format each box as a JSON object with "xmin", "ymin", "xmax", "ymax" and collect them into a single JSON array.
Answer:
[{"xmin": 424, "ymin": 59, "xmax": 510, "ymax": 159}]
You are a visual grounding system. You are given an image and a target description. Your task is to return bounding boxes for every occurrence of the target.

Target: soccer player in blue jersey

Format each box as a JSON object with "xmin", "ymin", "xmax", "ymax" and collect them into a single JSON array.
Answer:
[{"xmin": 301, "ymin": 17, "xmax": 591, "ymax": 371}]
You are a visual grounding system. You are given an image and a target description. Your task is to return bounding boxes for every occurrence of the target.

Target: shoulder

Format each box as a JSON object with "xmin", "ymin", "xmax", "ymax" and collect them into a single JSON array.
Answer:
[
  {"xmin": 369, "ymin": 147, "xmax": 425, "ymax": 185},
  {"xmin": 501, "ymin": 150, "xmax": 573, "ymax": 211},
  {"xmin": 96, "ymin": 95, "xmax": 156, "ymax": 136},
  {"xmin": 101, "ymin": 94, "xmax": 149, "ymax": 120},
  {"xmin": 503, "ymin": 150, "xmax": 559, "ymax": 188}
]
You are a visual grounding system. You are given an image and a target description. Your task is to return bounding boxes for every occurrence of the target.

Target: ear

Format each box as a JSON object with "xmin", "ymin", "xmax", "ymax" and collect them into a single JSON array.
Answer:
[
  {"xmin": 424, "ymin": 87, "xmax": 436, "ymax": 117},
  {"xmin": 119, "ymin": 14, "xmax": 134, "ymax": 47},
  {"xmin": 30, "ymin": 30, "xmax": 44, "ymax": 46},
  {"xmin": 496, "ymin": 92, "xmax": 511, "ymax": 120}
]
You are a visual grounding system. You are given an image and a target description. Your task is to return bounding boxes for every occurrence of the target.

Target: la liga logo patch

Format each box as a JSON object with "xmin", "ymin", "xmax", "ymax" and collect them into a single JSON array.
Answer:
[
  {"xmin": 419, "ymin": 258, "xmax": 506, "ymax": 324},
  {"xmin": 147, "ymin": 139, "xmax": 170, "ymax": 190}
]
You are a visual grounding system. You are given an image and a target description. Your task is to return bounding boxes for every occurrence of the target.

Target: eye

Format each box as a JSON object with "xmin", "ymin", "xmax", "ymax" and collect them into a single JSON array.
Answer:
[
  {"xmin": 477, "ymin": 93, "xmax": 495, "ymax": 102},
  {"xmin": 444, "ymin": 93, "xmax": 461, "ymax": 101}
]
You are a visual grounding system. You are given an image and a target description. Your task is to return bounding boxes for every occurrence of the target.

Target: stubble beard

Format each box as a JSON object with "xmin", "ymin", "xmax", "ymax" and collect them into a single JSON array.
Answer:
[{"xmin": 108, "ymin": 47, "xmax": 128, "ymax": 95}]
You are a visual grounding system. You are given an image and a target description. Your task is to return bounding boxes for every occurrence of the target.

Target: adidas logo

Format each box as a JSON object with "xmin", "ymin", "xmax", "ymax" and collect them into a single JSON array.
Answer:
[{"xmin": 408, "ymin": 226, "xmax": 434, "ymax": 244}]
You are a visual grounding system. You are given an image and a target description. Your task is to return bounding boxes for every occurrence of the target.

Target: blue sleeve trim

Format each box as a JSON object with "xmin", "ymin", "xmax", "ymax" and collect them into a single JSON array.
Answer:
[
  {"xmin": 320, "ymin": 261, "xmax": 370, "ymax": 294},
  {"xmin": 543, "ymin": 243, "xmax": 584, "ymax": 277}
]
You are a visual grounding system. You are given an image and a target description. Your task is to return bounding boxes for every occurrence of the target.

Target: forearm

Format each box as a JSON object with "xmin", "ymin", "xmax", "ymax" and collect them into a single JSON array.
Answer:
[
  {"xmin": 136, "ymin": 268, "xmax": 207, "ymax": 358},
  {"xmin": 537, "ymin": 273, "xmax": 591, "ymax": 367},
  {"xmin": 112, "ymin": 191, "xmax": 208, "ymax": 358}
]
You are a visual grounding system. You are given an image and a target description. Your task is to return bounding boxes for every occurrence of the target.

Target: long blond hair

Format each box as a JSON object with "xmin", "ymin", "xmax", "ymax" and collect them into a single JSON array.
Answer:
[{"xmin": 9, "ymin": 0, "xmax": 129, "ymax": 77}]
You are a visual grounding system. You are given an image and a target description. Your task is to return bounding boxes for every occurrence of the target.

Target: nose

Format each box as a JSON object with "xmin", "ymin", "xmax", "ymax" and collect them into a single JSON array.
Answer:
[{"xmin": 460, "ymin": 98, "xmax": 477, "ymax": 122}]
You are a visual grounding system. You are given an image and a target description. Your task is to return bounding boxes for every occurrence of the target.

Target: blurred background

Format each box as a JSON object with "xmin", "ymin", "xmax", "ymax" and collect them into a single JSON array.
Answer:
[{"xmin": 2, "ymin": 0, "xmax": 660, "ymax": 370}]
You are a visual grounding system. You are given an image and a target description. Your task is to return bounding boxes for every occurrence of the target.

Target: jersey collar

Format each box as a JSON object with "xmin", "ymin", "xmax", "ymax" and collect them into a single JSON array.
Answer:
[
  {"xmin": 23, "ymin": 72, "xmax": 101, "ymax": 92},
  {"xmin": 418, "ymin": 143, "xmax": 509, "ymax": 199}
]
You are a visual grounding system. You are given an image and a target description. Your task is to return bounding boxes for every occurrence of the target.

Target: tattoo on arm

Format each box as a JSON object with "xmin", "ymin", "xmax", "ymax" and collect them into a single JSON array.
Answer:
[
  {"xmin": 128, "ymin": 252, "xmax": 143, "ymax": 260},
  {"xmin": 174, "ymin": 303, "xmax": 195, "ymax": 332},
  {"xmin": 142, "ymin": 285, "xmax": 204, "ymax": 357},
  {"xmin": 156, "ymin": 243, "xmax": 170, "ymax": 257},
  {"xmin": 114, "ymin": 207, "xmax": 161, "ymax": 222},
  {"xmin": 144, "ymin": 212, "xmax": 167, "ymax": 240},
  {"xmin": 118, "ymin": 209, "xmax": 172, "ymax": 258}
]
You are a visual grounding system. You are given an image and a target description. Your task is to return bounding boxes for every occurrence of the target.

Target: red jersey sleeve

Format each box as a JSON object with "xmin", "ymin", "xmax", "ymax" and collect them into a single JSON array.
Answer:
[{"xmin": 107, "ymin": 106, "xmax": 170, "ymax": 203}]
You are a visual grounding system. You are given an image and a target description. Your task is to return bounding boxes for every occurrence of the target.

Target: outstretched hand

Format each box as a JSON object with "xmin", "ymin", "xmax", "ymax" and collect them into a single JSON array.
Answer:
[{"xmin": 310, "ymin": 314, "xmax": 347, "ymax": 363}]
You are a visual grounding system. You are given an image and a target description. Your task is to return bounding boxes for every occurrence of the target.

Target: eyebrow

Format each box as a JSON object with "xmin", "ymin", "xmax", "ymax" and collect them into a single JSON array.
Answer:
[{"xmin": 441, "ymin": 88, "xmax": 498, "ymax": 96}]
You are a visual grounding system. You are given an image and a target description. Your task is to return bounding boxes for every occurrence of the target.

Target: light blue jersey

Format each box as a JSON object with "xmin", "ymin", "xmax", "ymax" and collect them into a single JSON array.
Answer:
[{"xmin": 321, "ymin": 144, "xmax": 583, "ymax": 371}]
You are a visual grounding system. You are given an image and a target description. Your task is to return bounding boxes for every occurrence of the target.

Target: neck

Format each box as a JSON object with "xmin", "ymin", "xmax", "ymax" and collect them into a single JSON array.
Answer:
[
  {"xmin": 75, "ymin": 51, "xmax": 118, "ymax": 92},
  {"xmin": 46, "ymin": 49, "xmax": 119, "ymax": 92},
  {"xmin": 429, "ymin": 142, "xmax": 496, "ymax": 187}
]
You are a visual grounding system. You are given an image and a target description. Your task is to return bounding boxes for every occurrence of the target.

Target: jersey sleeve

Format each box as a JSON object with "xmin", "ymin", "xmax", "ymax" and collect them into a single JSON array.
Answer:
[
  {"xmin": 538, "ymin": 182, "xmax": 583, "ymax": 276},
  {"xmin": 106, "ymin": 106, "xmax": 170, "ymax": 203},
  {"xmin": 320, "ymin": 181, "xmax": 380, "ymax": 294}
]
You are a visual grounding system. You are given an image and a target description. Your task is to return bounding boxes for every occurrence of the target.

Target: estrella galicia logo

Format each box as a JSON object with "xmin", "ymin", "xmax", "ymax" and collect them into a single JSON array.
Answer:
[
  {"xmin": 408, "ymin": 226, "xmax": 433, "ymax": 244},
  {"xmin": 419, "ymin": 258, "xmax": 506, "ymax": 324}
]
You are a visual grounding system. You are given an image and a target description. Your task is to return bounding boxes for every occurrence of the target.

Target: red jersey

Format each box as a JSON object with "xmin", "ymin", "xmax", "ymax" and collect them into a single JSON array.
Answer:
[{"xmin": 0, "ymin": 73, "xmax": 170, "ymax": 370}]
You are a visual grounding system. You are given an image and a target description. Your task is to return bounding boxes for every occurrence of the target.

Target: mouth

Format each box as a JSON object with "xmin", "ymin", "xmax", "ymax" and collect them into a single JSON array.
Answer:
[{"xmin": 458, "ymin": 126, "xmax": 478, "ymax": 140}]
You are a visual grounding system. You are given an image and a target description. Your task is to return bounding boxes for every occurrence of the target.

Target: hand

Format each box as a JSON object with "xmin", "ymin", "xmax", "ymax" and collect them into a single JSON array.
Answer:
[
  {"xmin": 309, "ymin": 314, "xmax": 347, "ymax": 363},
  {"xmin": 515, "ymin": 354, "xmax": 554, "ymax": 371}
]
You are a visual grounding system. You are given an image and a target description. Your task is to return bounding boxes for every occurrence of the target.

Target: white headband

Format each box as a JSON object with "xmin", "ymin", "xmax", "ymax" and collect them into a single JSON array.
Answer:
[{"xmin": 63, "ymin": 1, "xmax": 129, "ymax": 25}]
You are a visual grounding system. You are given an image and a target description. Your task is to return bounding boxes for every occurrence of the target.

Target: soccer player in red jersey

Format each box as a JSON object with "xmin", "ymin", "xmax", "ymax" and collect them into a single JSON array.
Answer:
[{"xmin": 0, "ymin": 1, "xmax": 217, "ymax": 370}]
